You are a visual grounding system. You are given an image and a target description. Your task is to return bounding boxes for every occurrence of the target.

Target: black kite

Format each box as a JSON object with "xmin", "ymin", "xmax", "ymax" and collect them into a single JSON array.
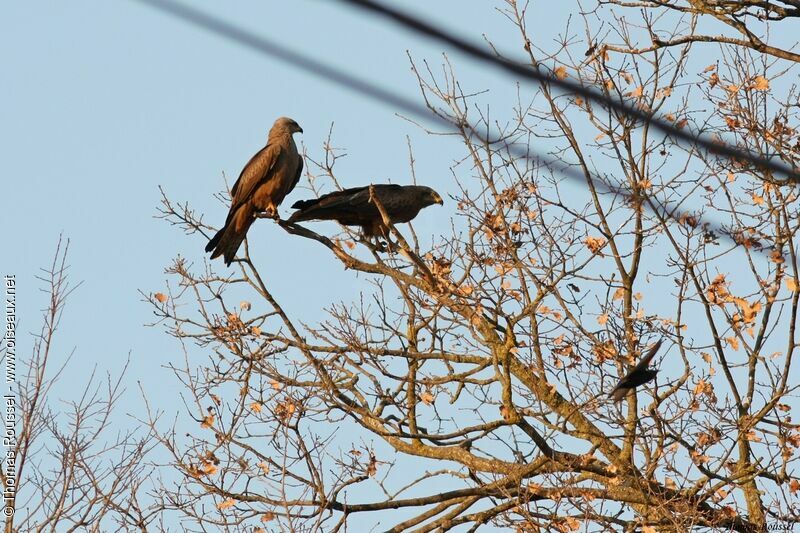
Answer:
[
  {"xmin": 288, "ymin": 184, "xmax": 443, "ymax": 240},
  {"xmin": 206, "ymin": 117, "xmax": 303, "ymax": 265}
]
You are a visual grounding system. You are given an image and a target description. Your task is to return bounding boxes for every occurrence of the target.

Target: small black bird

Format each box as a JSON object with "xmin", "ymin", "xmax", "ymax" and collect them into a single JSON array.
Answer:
[{"xmin": 608, "ymin": 339, "xmax": 664, "ymax": 402}]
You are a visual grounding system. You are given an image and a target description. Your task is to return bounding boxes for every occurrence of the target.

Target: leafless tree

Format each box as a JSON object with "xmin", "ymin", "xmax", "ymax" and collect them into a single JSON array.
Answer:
[
  {"xmin": 602, "ymin": 0, "xmax": 800, "ymax": 63},
  {"xmin": 0, "ymin": 240, "xmax": 158, "ymax": 532},
  {"xmin": 151, "ymin": 1, "xmax": 800, "ymax": 531}
]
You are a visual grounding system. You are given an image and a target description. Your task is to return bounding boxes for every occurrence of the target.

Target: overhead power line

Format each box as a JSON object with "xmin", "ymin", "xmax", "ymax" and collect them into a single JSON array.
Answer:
[
  {"xmin": 337, "ymin": 0, "xmax": 800, "ymax": 184},
  {"xmin": 133, "ymin": 0, "xmax": 427, "ymax": 121},
  {"xmin": 131, "ymin": 0, "xmax": 783, "ymax": 257}
]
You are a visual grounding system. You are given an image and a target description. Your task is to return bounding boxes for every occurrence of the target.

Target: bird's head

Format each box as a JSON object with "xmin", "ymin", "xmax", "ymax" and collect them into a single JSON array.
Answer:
[
  {"xmin": 415, "ymin": 186, "xmax": 444, "ymax": 207},
  {"xmin": 273, "ymin": 116, "xmax": 304, "ymax": 135}
]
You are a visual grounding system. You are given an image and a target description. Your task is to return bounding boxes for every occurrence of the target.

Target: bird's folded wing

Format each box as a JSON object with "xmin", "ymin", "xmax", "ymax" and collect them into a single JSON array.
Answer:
[
  {"xmin": 288, "ymin": 154, "xmax": 303, "ymax": 195},
  {"xmin": 229, "ymin": 142, "xmax": 282, "ymax": 213},
  {"xmin": 632, "ymin": 339, "xmax": 663, "ymax": 373},
  {"xmin": 297, "ymin": 187, "xmax": 369, "ymax": 212}
]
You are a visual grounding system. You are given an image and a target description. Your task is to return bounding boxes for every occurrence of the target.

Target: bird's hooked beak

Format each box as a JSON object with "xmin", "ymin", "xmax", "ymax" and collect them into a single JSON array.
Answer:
[
  {"xmin": 432, "ymin": 192, "xmax": 444, "ymax": 205},
  {"xmin": 297, "ymin": 125, "xmax": 304, "ymax": 134}
]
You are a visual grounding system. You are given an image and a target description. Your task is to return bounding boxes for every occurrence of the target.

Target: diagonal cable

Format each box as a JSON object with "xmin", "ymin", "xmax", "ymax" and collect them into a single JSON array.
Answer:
[
  {"xmin": 337, "ymin": 0, "xmax": 800, "ymax": 184},
  {"xmin": 131, "ymin": 0, "xmax": 780, "ymax": 257}
]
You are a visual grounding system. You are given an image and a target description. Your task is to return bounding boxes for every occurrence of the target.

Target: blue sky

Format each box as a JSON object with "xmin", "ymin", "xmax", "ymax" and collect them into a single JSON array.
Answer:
[
  {"xmin": 5, "ymin": 0, "xmax": 789, "ymax": 529},
  {"xmin": 1, "ymin": 0, "xmax": 540, "ymax": 396},
  {"xmin": 0, "ymin": 0, "xmax": 592, "ymax": 412},
  {"xmin": 0, "ymin": 1, "xmax": 576, "ymax": 523}
]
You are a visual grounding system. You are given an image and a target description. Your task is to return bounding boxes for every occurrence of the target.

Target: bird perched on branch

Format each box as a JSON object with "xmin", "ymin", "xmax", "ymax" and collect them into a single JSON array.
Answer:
[
  {"xmin": 206, "ymin": 117, "xmax": 303, "ymax": 265},
  {"xmin": 288, "ymin": 184, "xmax": 443, "ymax": 242},
  {"xmin": 608, "ymin": 339, "xmax": 664, "ymax": 402}
]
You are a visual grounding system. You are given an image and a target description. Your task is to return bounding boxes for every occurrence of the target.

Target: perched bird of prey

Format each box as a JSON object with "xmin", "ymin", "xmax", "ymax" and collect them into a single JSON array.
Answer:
[
  {"xmin": 288, "ymin": 184, "xmax": 443, "ymax": 240},
  {"xmin": 206, "ymin": 117, "xmax": 303, "ymax": 265},
  {"xmin": 608, "ymin": 339, "xmax": 664, "ymax": 402}
]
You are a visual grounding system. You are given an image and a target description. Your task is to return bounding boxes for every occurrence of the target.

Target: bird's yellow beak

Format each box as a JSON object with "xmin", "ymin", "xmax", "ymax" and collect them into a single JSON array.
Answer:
[{"xmin": 433, "ymin": 193, "xmax": 444, "ymax": 205}]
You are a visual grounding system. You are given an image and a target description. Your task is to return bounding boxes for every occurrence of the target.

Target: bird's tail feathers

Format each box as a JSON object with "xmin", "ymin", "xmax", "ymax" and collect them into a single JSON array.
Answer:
[
  {"xmin": 205, "ymin": 227, "xmax": 225, "ymax": 253},
  {"xmin": 287, "ymin": 206, "xmax": 318, "ymax": 223},
  {"xmin": 206, "ymin": 219, "xmax": 251, "ymax": 266},
  {"xmin": 291, "ymin": 198, "xmax": 315, "ymax": 210}
]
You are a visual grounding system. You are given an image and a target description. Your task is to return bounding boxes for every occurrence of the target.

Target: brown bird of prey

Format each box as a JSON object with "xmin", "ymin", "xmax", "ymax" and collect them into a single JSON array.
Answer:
[
  {"xmin": 608, "ymin": 339, "xmax": 664, "ymax": 402},
  {"xmin": 206, "ymin": 117, "xmax": 303, "ymax": 265},
  {"xmin": 288, "ymin": 184, "xmax": 443, "ymax": 241}
]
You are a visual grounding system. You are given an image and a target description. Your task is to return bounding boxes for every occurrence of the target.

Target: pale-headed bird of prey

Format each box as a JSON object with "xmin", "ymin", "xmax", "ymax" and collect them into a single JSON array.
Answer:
[
  {"xmin": 288, "ymin": 184, "xmax": 443, "ymax": 241},
  {"xmin": 206, "ymin": 117, "xmax": 303, "ymax": 265},
  {"xmin": 608, "ymin": 339, "xmax": 664, "ymax": 402}
]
